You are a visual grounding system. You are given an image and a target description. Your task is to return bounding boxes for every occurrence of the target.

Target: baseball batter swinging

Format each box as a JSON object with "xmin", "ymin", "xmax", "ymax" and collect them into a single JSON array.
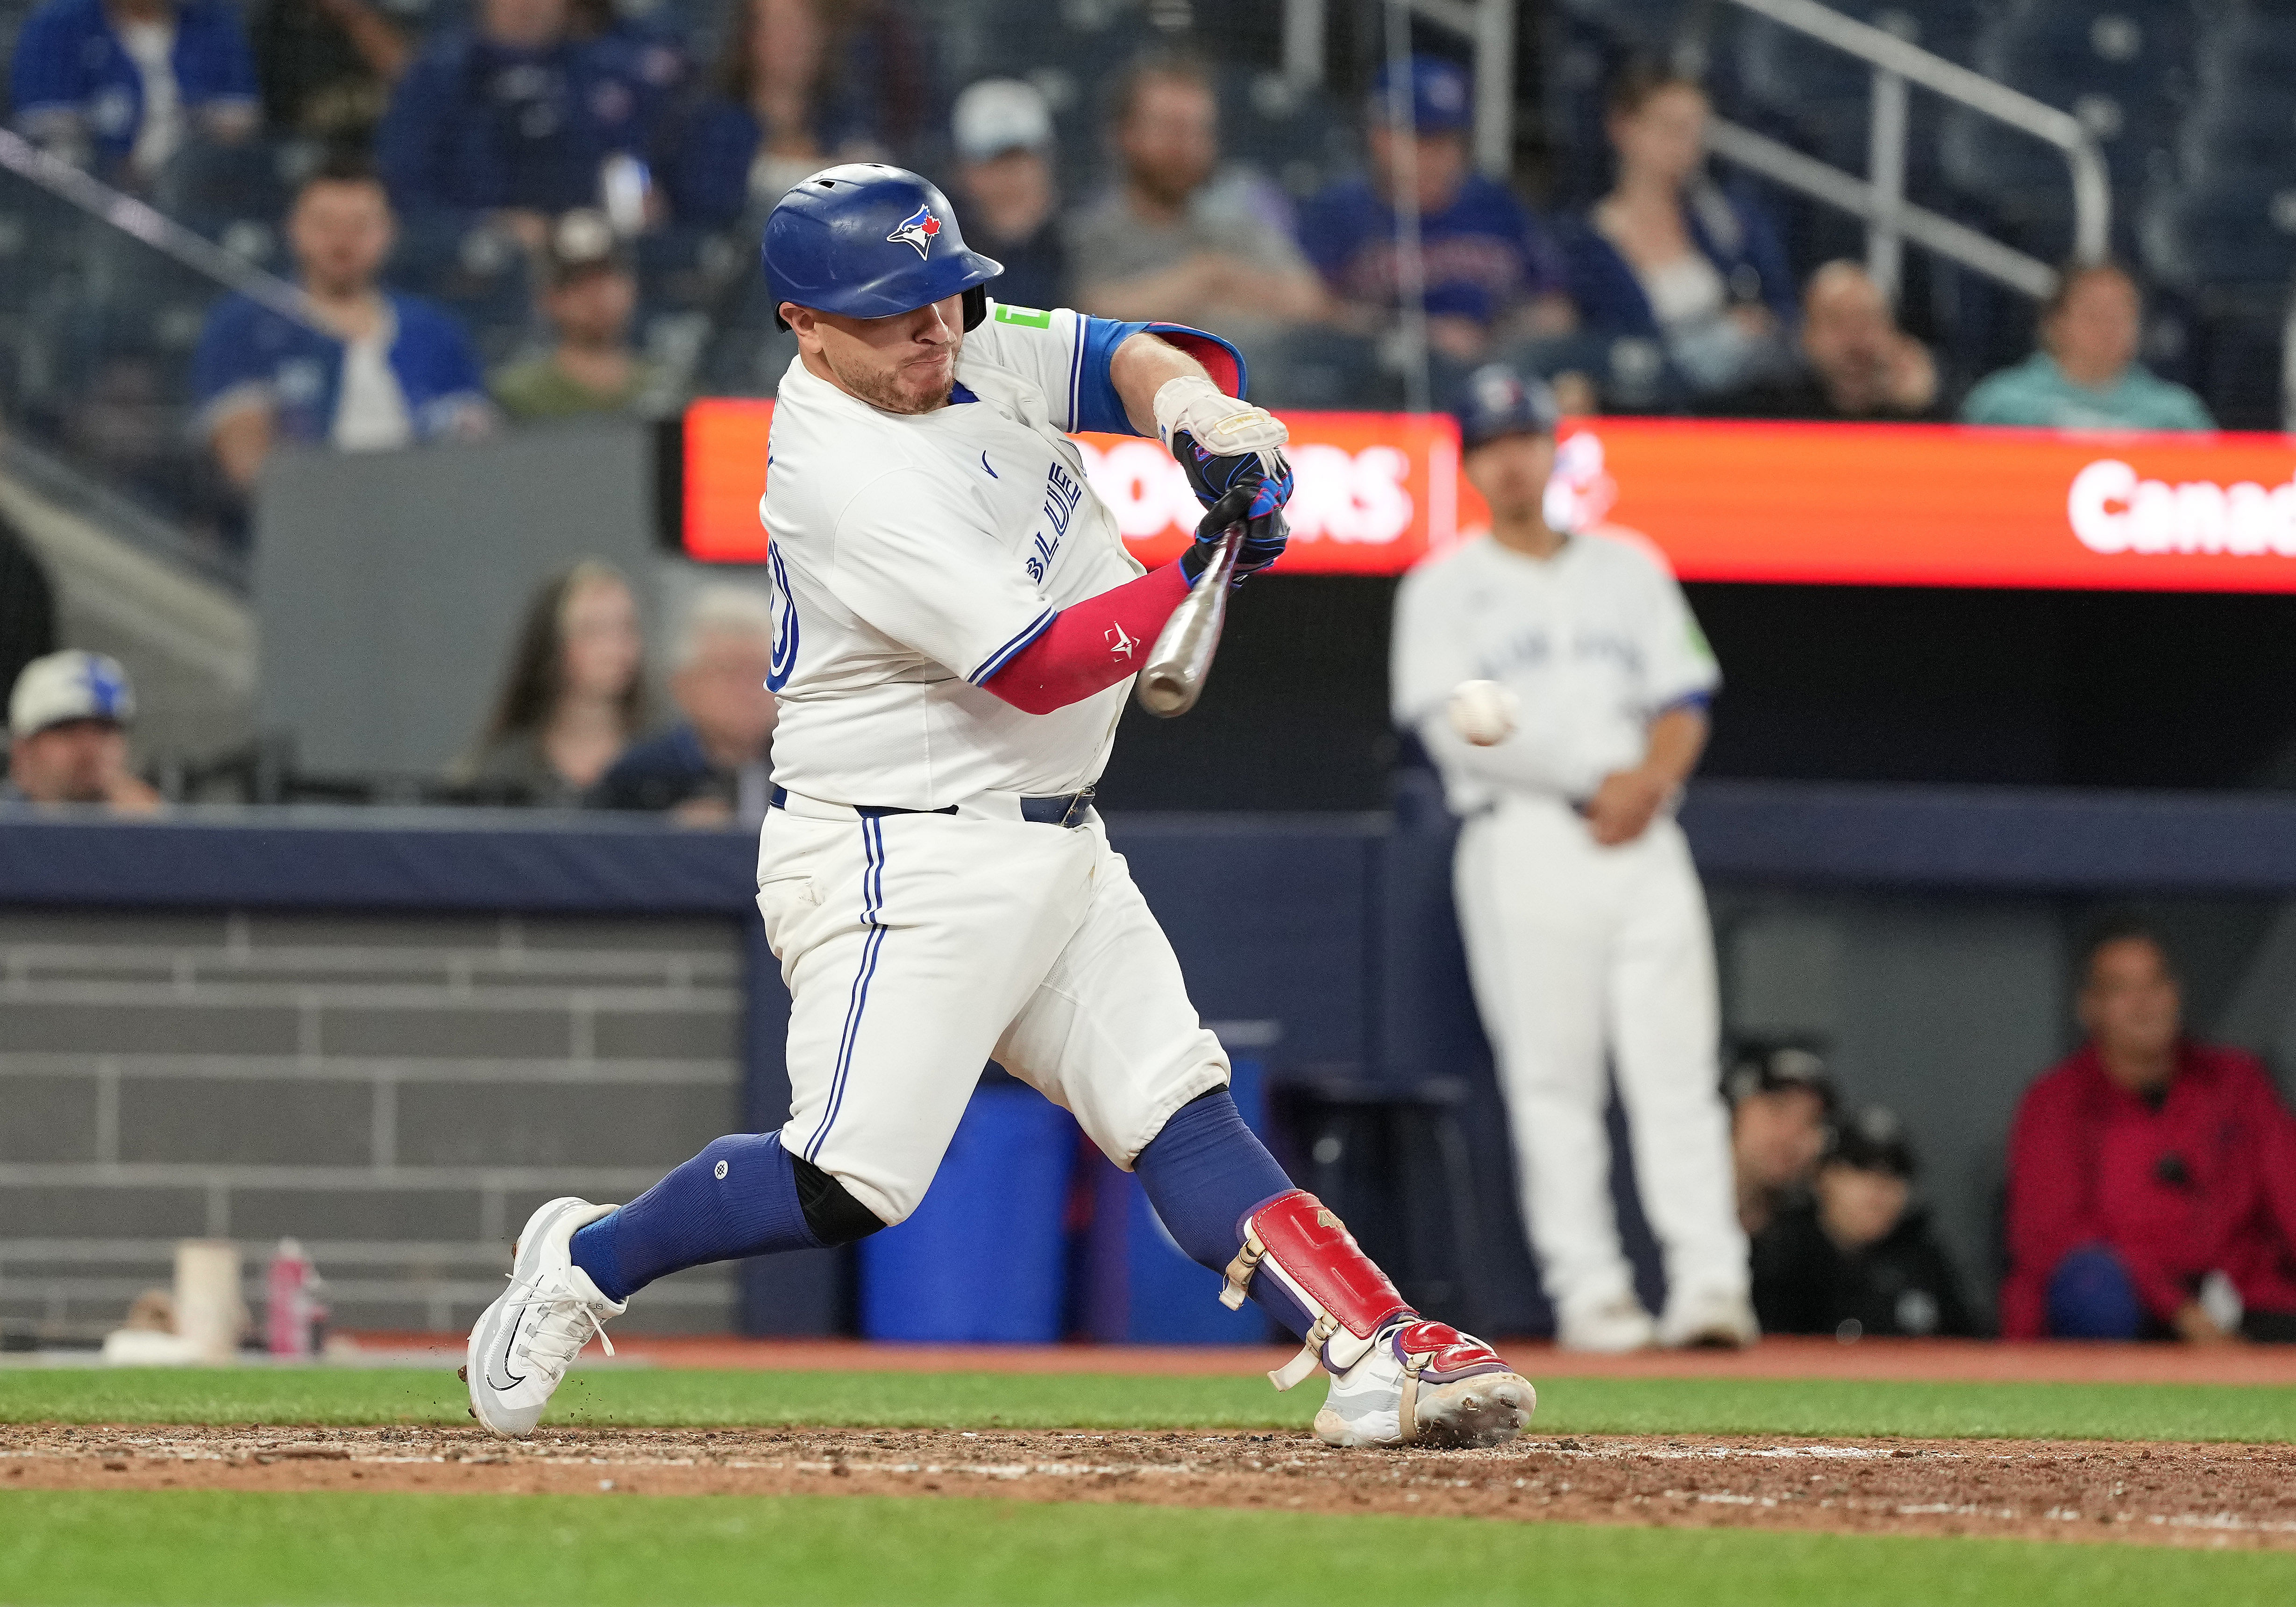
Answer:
[
  {"xmin": 1390, "ymin": 367, "xmax": 1753, "ymax": 1353},
  {"xmin": 464, "ymin": 166, "xmax": 1535, "ymax": 1449}
]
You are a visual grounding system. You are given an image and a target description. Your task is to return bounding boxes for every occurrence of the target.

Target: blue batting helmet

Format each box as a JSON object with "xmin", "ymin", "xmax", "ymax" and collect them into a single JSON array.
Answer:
[
  {"xmin": 763, "ymin": 163, "xmax": 1003, "ymax": 331},
  {"xmin": 1453, "ymin": 363, "xmax": 1561, "ymax": 450}
]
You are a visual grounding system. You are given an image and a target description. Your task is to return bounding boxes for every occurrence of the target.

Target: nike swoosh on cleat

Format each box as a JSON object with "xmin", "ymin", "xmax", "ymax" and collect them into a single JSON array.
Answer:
[
  {"xmin": 485, "ymin": 1307, "xmax": 530, "ymax": 1393},
  {"xmin": 981, "ymin": 452, "xmax": 998, "ymax": 479}
]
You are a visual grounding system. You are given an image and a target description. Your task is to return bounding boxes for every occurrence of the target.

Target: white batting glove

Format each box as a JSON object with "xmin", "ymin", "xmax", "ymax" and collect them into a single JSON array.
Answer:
[{"xmin": 1152, "ymin": 375, "xmax": 1289, "ymax": 472}]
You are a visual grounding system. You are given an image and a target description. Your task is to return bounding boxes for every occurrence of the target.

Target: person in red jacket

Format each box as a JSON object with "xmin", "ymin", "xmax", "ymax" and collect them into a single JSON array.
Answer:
[{"xmin": 2003, "ymin": 918, "xmax": 2296, "ymax": 1342}]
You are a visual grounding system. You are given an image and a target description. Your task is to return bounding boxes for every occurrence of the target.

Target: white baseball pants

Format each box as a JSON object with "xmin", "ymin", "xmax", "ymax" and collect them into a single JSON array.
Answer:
[
  {"xmin": 1452, "ymin": 796, "xmax": 1747, "ymax": 1321},
  {"xmin": 756, "ymin": 796, "xmax": 1229, "ymax": 1226}
]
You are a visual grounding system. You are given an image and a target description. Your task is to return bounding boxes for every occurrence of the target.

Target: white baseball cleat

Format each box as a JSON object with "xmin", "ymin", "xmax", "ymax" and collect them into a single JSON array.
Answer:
[
  {"xmin": 464, "ymin": 1196, "xmax": 625, "ymax": 1437},
  {"xmin": 1657, "ymin": 1287, "xmax": 1759, "ymax": 1350},
  {"xmin": 1313, "ymin": 1319, "xmax": 1536, "ymax": 1449},
  {"xmin": 1557, "ymin": 1293, "xmax": 1658, "ymax": 1354}
]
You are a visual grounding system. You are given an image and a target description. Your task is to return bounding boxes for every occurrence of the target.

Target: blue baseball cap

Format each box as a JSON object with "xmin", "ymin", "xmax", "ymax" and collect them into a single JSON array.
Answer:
[
  {"xmin": 1368, "ymin": 56, "xmax": 1472, "ymax": 133},
  {"xmin": 1454, "ymin": 364, "xmax": 1560, "ymax": 450}
]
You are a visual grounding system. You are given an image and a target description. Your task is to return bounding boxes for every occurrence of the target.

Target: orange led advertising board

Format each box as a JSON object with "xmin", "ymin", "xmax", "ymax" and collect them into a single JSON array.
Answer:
[{"xmin": 682, "ymin": 400, "xmax": 2296, "ymax": 592}]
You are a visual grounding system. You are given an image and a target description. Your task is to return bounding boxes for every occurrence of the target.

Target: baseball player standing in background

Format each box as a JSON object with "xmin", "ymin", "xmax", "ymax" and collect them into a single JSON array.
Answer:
[
  {"xmin": 465, "ymin": 165, "xmax": 1535, "ymax": 1449},
  {"xmin": 1390, "ymin": 367, "xmax": 1752, "ymax": 1352}
]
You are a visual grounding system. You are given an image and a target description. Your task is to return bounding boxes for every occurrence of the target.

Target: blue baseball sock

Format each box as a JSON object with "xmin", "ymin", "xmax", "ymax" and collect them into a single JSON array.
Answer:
[
  {"xmin": 1133, "ymin": 1089, "xmax": 1317, "ymax": 1339},
  {"xmin": 571, "ymin": 1132, "xmax": 820, "ymax": 1303}
]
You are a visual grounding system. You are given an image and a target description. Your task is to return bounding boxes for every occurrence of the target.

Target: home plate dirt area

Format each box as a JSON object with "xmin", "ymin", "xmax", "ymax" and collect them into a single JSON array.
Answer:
[{"xmin": 6, "ymin": 1423, "xmax": 2293, "ymax": 1551}]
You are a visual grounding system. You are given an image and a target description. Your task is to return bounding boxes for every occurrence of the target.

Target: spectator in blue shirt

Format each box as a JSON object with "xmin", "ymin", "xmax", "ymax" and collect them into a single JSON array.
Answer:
[
  {"xmin": 192, "ymin": 157, "xmax": 493, "ymax": 490},
  {"xmin": 374, "ymin": 0, "xmax": 657, "ymax": 244},
  {"xmin": 9, "ymin": 0, "xmax": 258, "ymax": 183},
  {"xmin": 654, "ymin": 0, "xmax": 929, "ymax": 229},
  {"xmin": 1559, "ymin": 63, "xmax": 1796, "ymax": 399},
  {"xmin": 1296, "ymin": 56, "xmax": 1574, "ymax": 365}
]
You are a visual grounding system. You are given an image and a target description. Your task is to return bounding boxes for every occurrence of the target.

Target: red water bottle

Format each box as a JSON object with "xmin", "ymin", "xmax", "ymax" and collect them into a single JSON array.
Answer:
[{"xmin": 266, "ymin": 1238, "xmax": 315, "ymax": 1357}]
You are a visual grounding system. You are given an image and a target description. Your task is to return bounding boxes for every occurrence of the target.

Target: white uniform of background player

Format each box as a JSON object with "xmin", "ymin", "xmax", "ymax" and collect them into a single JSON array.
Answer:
[{"xmin": 1390, "ymin": 368, "xmax": 1752, "ymax": 1352}]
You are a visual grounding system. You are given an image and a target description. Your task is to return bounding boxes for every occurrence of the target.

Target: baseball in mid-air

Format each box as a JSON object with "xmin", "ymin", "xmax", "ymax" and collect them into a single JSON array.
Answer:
[{"xmin": 1447, "ymin": 680, "xmax": 1520, "ymax": 747}]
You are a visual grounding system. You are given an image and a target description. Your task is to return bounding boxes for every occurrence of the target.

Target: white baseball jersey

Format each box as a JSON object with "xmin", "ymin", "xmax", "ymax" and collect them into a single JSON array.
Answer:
[
  {"xmin": 1390, "ymin": 529, "xmax": 1720, "ymax": 815},
  {"xmin": 761, "ymin": 302, "xmax": 1147, "ymax": 810}
]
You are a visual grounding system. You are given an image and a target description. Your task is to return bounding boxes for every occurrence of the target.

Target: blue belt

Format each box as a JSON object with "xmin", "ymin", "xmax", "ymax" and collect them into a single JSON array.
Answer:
[{"xmin": 769, "ymin": 786, "xmax": 1095, "ymax": 828}]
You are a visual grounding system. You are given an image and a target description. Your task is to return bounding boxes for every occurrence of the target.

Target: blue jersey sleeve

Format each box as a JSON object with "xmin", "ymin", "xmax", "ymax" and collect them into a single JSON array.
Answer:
[
  {"xmin": 1068, "ymin": 317, "xmax": 1248, "ymax": 434},
  {"xmin": 190, "ymin": 296, "xmax": 280, "ymax": 424}
]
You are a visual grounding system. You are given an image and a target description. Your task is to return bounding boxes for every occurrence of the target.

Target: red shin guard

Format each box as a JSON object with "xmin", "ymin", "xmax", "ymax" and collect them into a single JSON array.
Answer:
[{"xmin": 1220, "ymin": 1189, "xmax": 1412, "ymax": 1388}]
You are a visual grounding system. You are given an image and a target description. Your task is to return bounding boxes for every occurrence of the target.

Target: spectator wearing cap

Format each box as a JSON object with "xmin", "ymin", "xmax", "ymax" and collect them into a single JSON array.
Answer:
[
  {"xmin": 192, "ymin": 157, "xmax": 493, "ymax": 491},
  {"xmin": 1297, "ymin": 57, "xmax": 1574, "ymax": 366},
  {"xmin": 1560, "ymin": 63, "xmax": 1795, "ymax": 399},
  {"xmin": 1752, "ymin": 1107, "xmax": 1977, "ymax": 1340},
  {"xmin": 375, "ymin": 0, "xmax": 661, "ymax": 244},
  {"xmin": 8, "ymin": 0, "xmax": 258, "ymax": 184},
  {"xmin": 1962, "ymin": 261, "xmax": 2211, "ymax": 432},
  {"xmin": 589, "ymin": 585, "xmax": 776, "ymax": 825},
  {"xmin": 2004, "ymin": 918, "xmax": 2296, "ymax": 1343},
  {"xmin": 1068, "ymin": 51, "xmax": 1327, "ymax": 356},
  {"xmin": 3, "ymin": 651, "xmax": 162, "ymax": 812},
  {"xmin": 1727, "ymin": 1044, "xmax": 1838, "ymax": 1238},
  {"xmin": 1392, "ymin": 366, "xmax": 1743, "ymax": 1352},
  {"xmin": 654, "ymin": 0, "xmax": 927, "ymax": 229},
  {"xmin": 490, "ymin": 209, "xmax": 671, "ymax": 421},
  {"xmin": 1721, "ymin": 262, "xmax": 1941, "ymax": 422},
  {"xmin": 948, "ymin": 78, "xmax": 1065, "ymax": 312}
]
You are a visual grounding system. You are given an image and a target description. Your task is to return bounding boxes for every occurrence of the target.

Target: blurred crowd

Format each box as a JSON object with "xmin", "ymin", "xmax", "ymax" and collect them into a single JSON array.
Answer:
[
  {"xmin": 3, "ymin": 0, "xmax": 2222, "ymax": 508},
  {"xmin": 1722, "ymin": 918, "xmax": 2296, "ymax": 1346}
]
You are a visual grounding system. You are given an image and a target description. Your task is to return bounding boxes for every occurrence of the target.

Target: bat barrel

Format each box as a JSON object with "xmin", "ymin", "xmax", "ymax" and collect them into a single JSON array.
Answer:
[{"xmin": 1137, "ymin": 526, "xmax": 1242, "ymax": 718}]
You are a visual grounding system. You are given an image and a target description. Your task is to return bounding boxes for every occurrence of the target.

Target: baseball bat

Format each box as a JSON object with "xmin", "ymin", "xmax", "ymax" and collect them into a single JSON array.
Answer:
[{"xmin": 1137, "ymin": 487, "xmax": 1252, "ymax": 718}]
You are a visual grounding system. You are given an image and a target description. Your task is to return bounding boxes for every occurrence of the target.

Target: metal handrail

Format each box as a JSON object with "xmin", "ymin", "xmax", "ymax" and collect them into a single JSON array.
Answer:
[
  {"xmin": 0, "ymin": 128, "xmax": 324, "ymax": 330},
  {"xmin": 1716, "ymin": 0, "xmax": 2111, "ymax": 287}
]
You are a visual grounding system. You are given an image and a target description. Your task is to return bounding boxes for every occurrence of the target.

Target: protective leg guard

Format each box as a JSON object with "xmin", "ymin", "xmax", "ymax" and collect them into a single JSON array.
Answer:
[
  {"xmin": 1221, "ymin": 1189, "xmax": 1535, "ymax": 1448},
  {"xmin": 1219, "ymin": 1189, "xmax": 1412, "ymax": 1389}
]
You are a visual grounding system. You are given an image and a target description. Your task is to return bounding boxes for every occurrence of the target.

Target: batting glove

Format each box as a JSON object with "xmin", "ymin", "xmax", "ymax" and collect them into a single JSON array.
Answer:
[{"xmin": 1179, "ymin": 478, "xmax": 1291, "ymax": 588}]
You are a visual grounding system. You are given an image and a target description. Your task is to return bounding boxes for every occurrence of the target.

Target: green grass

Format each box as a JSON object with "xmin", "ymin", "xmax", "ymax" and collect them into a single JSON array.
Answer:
[
  {"xmin": 3, "ymin": 1491, "xmax": 2291, "ymax": 1607},
  {"xmin": 4, "ymin": 1367, "xmax": 2295, "ymax": 1443}
]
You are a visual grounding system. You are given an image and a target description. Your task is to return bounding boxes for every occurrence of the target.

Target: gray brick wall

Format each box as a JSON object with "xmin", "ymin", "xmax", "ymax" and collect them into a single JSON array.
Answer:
[{"xmin": 0, "ymin": 909, "xmax": 747, "ymax": 1342}]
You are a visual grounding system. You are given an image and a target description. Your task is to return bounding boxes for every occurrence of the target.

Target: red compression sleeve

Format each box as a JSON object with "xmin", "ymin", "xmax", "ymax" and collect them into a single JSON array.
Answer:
[{"xmin": 981, "ymin": 562, "xmax": 1193, "ymax": 715}]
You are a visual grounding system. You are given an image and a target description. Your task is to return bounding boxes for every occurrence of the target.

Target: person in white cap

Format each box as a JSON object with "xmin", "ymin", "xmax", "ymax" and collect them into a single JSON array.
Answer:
[
  {"xmin": 3, "ymin": 650, "xmax": 162, "ymax": 811},
  {"xmin": 950, "ymin": 78, "xmax": 1065, "ymax": 311}
]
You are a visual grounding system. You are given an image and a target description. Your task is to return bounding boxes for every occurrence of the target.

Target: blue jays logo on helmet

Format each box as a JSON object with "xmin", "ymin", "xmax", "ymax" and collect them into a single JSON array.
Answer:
[{"xmin": 887, "ymin": 205, "xmax": 941, "ymax": 259}]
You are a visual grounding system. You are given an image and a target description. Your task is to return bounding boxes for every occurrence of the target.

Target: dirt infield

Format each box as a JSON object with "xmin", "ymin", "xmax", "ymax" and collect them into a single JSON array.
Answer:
[
  {"xmin": 7, "ymin": 1422, "xmax": 2292, "ymax": 1552},
  {"xmin": 343, "ymin": 1333, "xmax": 2296, "ymax": 1387}
]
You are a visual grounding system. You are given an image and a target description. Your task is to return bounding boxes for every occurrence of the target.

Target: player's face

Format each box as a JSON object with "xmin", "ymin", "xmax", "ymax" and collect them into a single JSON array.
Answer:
[
  {"xmin": 1462, "ymin": 432, "xmax": 1557, "ymax": 525},
  {"xmin": 2079, "ymin": 937, "xmax": 2182, "ymax": 1077},
  {"xmin": 788, "ymin": 296, "xmax": 965, "ymax": 415},
  {"xmin": 7, "ymin": 720, "xmax": 129, "ymax": 805},
  {"xmin": 289, "ymin": 181, "xmax": 394, "ymax": 298}
]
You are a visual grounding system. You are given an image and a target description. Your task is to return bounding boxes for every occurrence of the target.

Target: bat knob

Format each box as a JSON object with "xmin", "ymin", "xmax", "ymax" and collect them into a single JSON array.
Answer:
[{"xmin": 1137, "ymin": 668, "xmax": 1193, "ymax": 718}]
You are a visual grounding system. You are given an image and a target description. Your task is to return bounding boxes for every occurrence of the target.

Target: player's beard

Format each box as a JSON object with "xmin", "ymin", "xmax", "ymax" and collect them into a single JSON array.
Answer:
[{"xmin": 830, "ymin": 329, "xmax": 963, "ymax": 416}]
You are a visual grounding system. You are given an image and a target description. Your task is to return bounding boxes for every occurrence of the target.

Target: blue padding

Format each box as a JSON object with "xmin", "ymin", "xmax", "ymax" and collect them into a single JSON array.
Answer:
[
  {"xmin": 1069, "ymin": 318, "xmax": 1249, "ymax": 435},
  {"xmin": 0, "ymin": 809, "xmax": 757, "ymax": 911},
  {"xmin": 2046, "ymin": 1245, "xmax": 2143, "ymax": 1340}
]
